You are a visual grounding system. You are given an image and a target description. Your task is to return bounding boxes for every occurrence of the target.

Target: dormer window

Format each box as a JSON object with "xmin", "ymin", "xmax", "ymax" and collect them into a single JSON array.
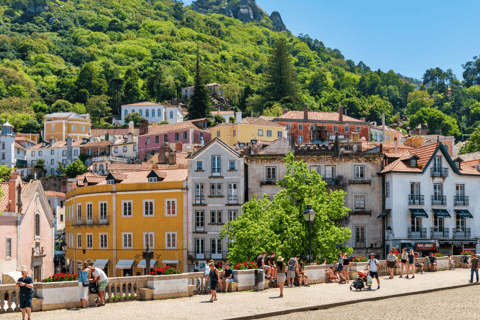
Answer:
[
  {"xmin": 411, "ymin": 159, "xmax": 417, "ymax": 167},
  {"xmin": 149, "ymin": 177, "xmax": 157, "ymax": 182},
  {"xmin": 453, "ymin": 157, "xmax": 463, "ymax": 169},
  {"xmin": 107, "ymin": 180, "xmax": 114, "ymax": 185}
]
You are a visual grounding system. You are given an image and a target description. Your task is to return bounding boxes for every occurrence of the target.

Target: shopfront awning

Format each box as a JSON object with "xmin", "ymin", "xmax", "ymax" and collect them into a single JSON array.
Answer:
[
  {"xmin": 378, "ymin": 209, "xmax": 390, "ymax": 218},
  {"xmin": 138, "ymin": 260, "xmax": 157, "ymax": 268},
  {"xmin": 433, "ymin": 209, "xmax": 451, "ymax": 218},
  {"xmin": 93, "ymin": 259, "xmax": 109, "ymax": 268},
  {"xmin": 455, "ymin": 210, "xmax": 473, "ymax": 218},
  {"xmin": 115, "ymin": 260, "xmax": 135, "ymax": 269},
  {"xmin": 410, "ymin": 208, "xmax": 428, "ymax": 218},
  {"xmin": 162, "ymin": 260, "xmax": 179, "ymax": 265}
]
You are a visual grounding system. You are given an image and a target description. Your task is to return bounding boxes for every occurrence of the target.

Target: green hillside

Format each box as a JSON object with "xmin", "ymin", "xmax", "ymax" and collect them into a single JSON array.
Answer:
[{"xmin": 0, "ymin": 0, "xmax": 477, "ymax": 144}]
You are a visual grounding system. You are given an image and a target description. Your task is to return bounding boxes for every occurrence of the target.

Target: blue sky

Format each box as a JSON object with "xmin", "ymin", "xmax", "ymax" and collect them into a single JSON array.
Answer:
[{"xmin": 183, "ymin": 0, "xmax": 480, "ymax": 81}]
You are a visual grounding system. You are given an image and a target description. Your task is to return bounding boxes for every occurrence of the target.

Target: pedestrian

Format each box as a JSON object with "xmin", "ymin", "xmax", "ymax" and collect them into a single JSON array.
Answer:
[
  {"xmin": 469, "ymin": 253, "xmax": 479, "ymax": 284},
  {"xmin": 462, "ymin": 254, "xmax": 469, "ymax": 268},
  {"xmin": 91, "ymin": 267, "xmax": 108, "ymax": 306},
  {"xmin": 337, "ymin": 252, "xmax": 344, "ymax": 277},
  {"xmin": 298, "ymin": 261, "xmax": 310, "ymax": 286},
  {"xmin": 406, "ymin": 249, "xmax": 415, "ymax": 279},
  {"xmin": 204, "ymin": 260, "xmax": 213, "ymax": 290},
  {"xmin": 287, "ymin": 255, "xmax": 299, "ymax": 287},
  {"xmin": 414, "ymin": 252, "xmax": 425, "ymax": 274},
  {"xmin": 266, "ymin": 252, "xmax": 277, "ymax": 280},
  {"xmin": 428, "ymin": 252, "xmax": 437, "ymax": 272},
  {"xmin": 386, "ymin": 250, "xmax": 398, "ymax": 279},
  {"xmin": 205, "ymin": 262, "xmax": 219, "ymax": 302},
  {"xmin": 276, "ymin": 256, "xmax": 287, "ymax": 297},
  {"xmin": 256, "ymin": 251, "xmax": 271, "ymax": 279},
  {"xmin": 448, "ymin": 255, "xmax": 455, "ymax": 270},
  {"xmin": 343, "ymin": 253, "xmax": 350, "ymax": 284},
  {"xmin": 218, "ymin": 263, "xmax": 234, "ymax": 292},
  {"xmin": 16, "ymin": 265, "xmax": 33, "ymax": 320},
  {"xmin": 365, "ymin": 253, "xmax": 380, "ymax": 290},
  {"xmin": 78, "ymin": 261, "xmax": 92, "ymax": 308},
  {"xmin": 399, "ymin": 248, "xmax": 408, "ymax": 278}
]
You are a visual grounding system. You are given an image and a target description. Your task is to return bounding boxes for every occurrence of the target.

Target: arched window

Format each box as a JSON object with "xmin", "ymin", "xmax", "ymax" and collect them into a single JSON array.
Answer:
[
  {"xmin": 151, "ymin": 109, "xmax": 155, "ymax": 117},
  {"xmin": 124, "ymin": 109, "xmax": 128, "ymax": 118},
  {"xmin": 170, "ymin": 111, "xmax": 173, "ymax": 119},
  {"xmin": 158, "ymin": 109, "xmax": 162, "ymax": 119},
  {"xmin": 35, "ymin": 214, "xmax": 40, "ymax": 236},
  {"xmin": 139, "ymin": 109, "xmax": 143, "ymax": 116},
  {"xmin": 132, "ymin": 109, "xmax": 135, "ymax": 114},
  {"xmin": 146, "ymin": 109, "xmax": 149, "ymax": 117}
]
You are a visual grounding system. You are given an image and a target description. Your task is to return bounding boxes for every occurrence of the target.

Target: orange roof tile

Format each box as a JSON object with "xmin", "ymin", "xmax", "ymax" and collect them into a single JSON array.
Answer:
[
  {"xmin": 122, "ymin": 101, "xmax": 161, "ymax": 107},
  {"xmin": 29, "ymin": 140, "xmax": 83, "ymax": 150},
  {"xmin": 97, "ymin": 169, "xmax": 187, "ymax": 185},
  {"xmin": 278, "ymin": 111, "xmax": 363, "ymax": 122},
  {"xmin": 241, "ymin": 117, "xmax": 285, "ymax": 128},
  {"xmin": 144, "ymin": 121, "xmax": 209, "ymax": 136},
  {"xmin": 0, "ymin": 182, "xmax": 29, "ymax": 211},
  {"xmin": 44, "ymin": 191, "xmax": 66, "ymax": 197}
]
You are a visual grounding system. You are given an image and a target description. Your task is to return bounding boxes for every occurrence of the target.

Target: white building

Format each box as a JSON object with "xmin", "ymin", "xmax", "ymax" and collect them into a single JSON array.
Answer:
[
  {"xmin": 112, "ymin": 101, "xmax": 184, "ymax": 126},
  {"xmin": 380, "ymin": 142, "xmax": 480, "ymax": 257},
  {"xmin": 0, "ymin": 122, "xmax": 37, "ymax": 178},
  {"xmin": 27, "ymin": 137, "xmax": 83, "ymax": 176},
  {"xmin": 210, "ymin": 110, "xmax": 235, "ymax": 123},
  {"xmin": 181, "ymin": 83, "xmax": 223, "ymax": 100}
]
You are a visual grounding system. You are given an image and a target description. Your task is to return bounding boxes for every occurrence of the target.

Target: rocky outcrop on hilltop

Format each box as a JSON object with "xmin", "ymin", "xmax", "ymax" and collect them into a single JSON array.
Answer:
[{"xmin": 193, "ymin": 0, "xmax": 288, "ymax": 32}]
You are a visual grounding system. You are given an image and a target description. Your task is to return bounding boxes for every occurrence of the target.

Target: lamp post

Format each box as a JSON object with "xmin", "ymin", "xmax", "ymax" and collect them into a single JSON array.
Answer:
[{"xmin": 303, "ymin": 204, "xmax": 316, "ymax": 263}]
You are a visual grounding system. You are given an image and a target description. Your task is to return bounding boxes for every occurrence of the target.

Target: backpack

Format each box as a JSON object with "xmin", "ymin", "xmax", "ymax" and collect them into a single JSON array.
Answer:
[{"xmin": 288, "ymin": 258, "xmax": 296, "ymax": 271}]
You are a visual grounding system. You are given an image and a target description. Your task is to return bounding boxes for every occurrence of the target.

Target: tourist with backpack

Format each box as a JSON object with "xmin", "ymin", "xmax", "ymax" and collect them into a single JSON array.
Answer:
[
  {"xmin": 287, "ymin": 255, "xmax": 299, "ymax": 287},
  {"xmin": 365, "ymin": 253, "xmax": 380, "ymax": 290}
]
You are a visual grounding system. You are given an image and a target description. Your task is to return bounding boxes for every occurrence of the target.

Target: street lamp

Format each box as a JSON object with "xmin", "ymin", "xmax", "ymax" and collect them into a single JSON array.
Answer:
[{"xmin": 303, "ymin": 204, "xmax": 316, "ymax": 263}]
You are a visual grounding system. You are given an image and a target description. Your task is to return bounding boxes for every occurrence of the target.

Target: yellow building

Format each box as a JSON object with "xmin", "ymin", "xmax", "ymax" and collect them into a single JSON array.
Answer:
[
  {"xmin": 210, "ymin": 117, "xmax": 286, "ymax": 147},
  {"xmin": 44, "ymin": 112, "xmax": 92, "ymax": 141},
  {"xmin": 64, "ymin": 169, "xmax": 188, "ymax": 277}
]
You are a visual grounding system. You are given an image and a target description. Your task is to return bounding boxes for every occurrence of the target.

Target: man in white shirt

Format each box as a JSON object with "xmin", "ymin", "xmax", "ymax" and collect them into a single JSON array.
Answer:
[
  {"xmin": 91, "ymin": 267, "xmax": 108, "ymax": 305},
  {"xmin": 364, "ymin": 253, "xmax": 380, "ymax": 290}
]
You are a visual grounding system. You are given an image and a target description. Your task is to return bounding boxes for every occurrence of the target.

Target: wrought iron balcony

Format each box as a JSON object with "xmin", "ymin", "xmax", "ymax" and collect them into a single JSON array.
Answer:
[
  {"xmin": 408, "ymin": 227, "xmax": 427, "ymax": 239},
  {"xmin": 454, "ymin": 196, "xmax": 469, "ymax": 206},
  {"xmin": 324, "ymin": 177, "xmax": 341, "ymax": 186},
  {"xmin": 408, "ymin": 194, "xmax": 424, "ymax": 205},
  {"xmin": 194, "ymin": 195, "xmax": 205, "ymax": 205},
  {"xmin": 430, "ymin": 227, "xmax": 449, "ymax": 239},
  {"xmin": 195, "ymin": 224, "xmax": 205, "ymax": 233},
  {"xmin": 73, "ymin": 217, "xmax": 109, "ymax": 226},
  {"xmin": 227, "ymin": 195, "xmax": 238, "ymax": 204},
  {"xmin": 355, "ymin": 241, "xmax": 366, "ymax": 248},
  {"xmin": 431, "ymin": 167, "xmax": 449, "ymax": 177},
  {"xmin": 431, "ymin": 195, "xmax": 447, "ymax": 206},
  {"xmin": 453, "ymin": 228, "xmax": 472, "ymax": 239}
]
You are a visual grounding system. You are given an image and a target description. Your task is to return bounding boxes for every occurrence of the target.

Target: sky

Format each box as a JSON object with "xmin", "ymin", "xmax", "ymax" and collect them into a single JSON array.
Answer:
[{"xmin": 182, "ymin": 0, "xmax": 480, "ymax": 81}]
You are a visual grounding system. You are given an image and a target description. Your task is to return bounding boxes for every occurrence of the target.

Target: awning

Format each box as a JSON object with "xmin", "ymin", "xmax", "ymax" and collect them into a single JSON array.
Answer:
[
  {"xmin": 93, "ymin": 259, "xmax": 109, "ymax": 268},
  {"xmin": 455, "ymin": 210, "xmax": 473, "ymax": 218},
  {"xmin": 378, "ymin": 209, "xmax": 390, "ymax": 218},
  {"xmin": 410, "ymin": 208, "xmax": 428, "ymax": 218},
  {"xmin": 162, "ymin": 260, "xmax": 179, "ymax": 265},
  {"xmin": 137, "ymin": 260, "xmax": 157, "ymax": 268},
  {"xmin": 433, "ymin": 209, "xmax": 451, "ymax": 218},
  {"xmin": 115, "ymin": 260, "xmax": 135, "ymax": 269}
]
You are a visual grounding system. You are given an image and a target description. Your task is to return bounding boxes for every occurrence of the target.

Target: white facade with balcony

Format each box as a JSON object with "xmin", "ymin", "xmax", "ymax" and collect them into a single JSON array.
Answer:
[
  {"xmin": 382, "ymin": 143, "xmax": 480, "ymax": 256},
  {"xmin": 112, "ymin": 102, "xmax": 184, "ymax": 126}
]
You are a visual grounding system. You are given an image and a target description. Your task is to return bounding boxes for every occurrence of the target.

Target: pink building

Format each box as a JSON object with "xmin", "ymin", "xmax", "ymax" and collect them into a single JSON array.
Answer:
[
  {"xmin": 137, "ymin": 121, "xmax": 211, "ymax": 161},
  {"xmin": 0, "ymin": 173, "xmax": 55, "ymax": 283}
]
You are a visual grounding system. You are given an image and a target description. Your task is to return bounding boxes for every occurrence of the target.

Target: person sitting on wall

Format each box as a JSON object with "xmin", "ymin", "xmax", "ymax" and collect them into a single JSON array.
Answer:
[
  {"xmin": 218, "ymin": 263, "xmax": 234, "ymax": 292},
  {"xmin": 428, "ymin": 252, "xmax": 437, "ymax": 272},
  {"xmin": 414, "ymin": 252, "xmax": 426, "ymax": 274}
]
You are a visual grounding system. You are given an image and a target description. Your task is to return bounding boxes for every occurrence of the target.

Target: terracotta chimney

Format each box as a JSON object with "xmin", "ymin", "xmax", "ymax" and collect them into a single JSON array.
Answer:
[
  {"xmin": 282, "ymin": 108, "xmax": 288, "ymax": 115},
  {"xmin": 8, "ymin": 172, "xmax": 19, "ymax": 212},
  {"xmin": 338, "ymin": 105, "xmax": 343, "ymax": 122},
  {"xmin": 304, "ymin": 104, "xmax": 308, "ymax": 120}
]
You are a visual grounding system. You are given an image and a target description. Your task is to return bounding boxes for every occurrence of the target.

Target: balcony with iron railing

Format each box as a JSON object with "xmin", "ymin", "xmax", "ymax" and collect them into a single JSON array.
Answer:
[
  {"xmin": 431, "ymin": 195, "xmax": 447, "ymax": 206},
  {"xmin": 194, "ymin": 195, "xmax": 206, "ymax": 205},
  {"xmin": 454, "ymin": 196, "xmax": 469, "ymax": 206},
  {"xmin": 408, "ymin": 194, "xmax": 424, "ymax": 205},
  {"xmin": 408, "ymin": 227, "xmax": 427, "ymax": 239},
  {"xmin": 261, "ymin": 177, "xmax": 277, "ymax": 186},
  {"xmin": 194, "ymin": 224, "xmax": 205, "ymax": 233},
  {"xmin": 430, "ymin": 227, "xmax": 449, "ymax": 239},
  {"xmin": 73, "ymin": 216, "xmax": 109, "ymax": 226},
  {"xmin": 227, "ymin": 195, "xmax": 238, "ymax": 205},
  {"xmin": 431, "ymin": 167, "xmax": 449, "ymax": 177},
  {"xmin": 324, "ymin": 176, "xmax": 343, "ymax": 186},
  {"xmin": 188, "ymin": 251, "xmax": 229, "ymax": 261},
  {"xmin": 453, "ymin": 228, "xmax": 472, "ymax": 239},
  {"xmin": 355, "ymin": 241, "xmax": 366, "ymax": 248}
]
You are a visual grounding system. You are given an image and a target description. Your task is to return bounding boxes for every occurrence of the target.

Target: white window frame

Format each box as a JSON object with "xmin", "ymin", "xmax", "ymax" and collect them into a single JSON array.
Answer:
[
  {"xmin": 165, "ymin": 199, "xmax": 177, "ymax": 216},
  {"xmin": 267, "ymin": 130, "xmax": 272, "ymax": 137},
  {"xmin": 86, "ymin": 233, "xmax": 93, "ymax": 249},
  {"xmin": 52, "ymin": 124, "xmax": 55, "ymax": 131},
  {"xmin": 148, "ymin": 177, "xmax": 157, "ymax": 182},
  {"xmin": 211, "ymin": 239, "xmax": 222, "ymax": 255},
  {"xmin": 123, "ymin": 146, "xmax": 127, "ymax": 152},
  {"xmin": 298, "ymin": 136, "xmax": 304, "ymax": 143},
  {"xmin": 143, "ymin": 199, "xmax": 155, "ymax": 217},
  {"xmin": 146, "ymin": 137, "xmax": 151, "ymax": 145},
  {"xmin": 165, "ymin": 232, "xmax": 177, "ymax": 249},
  {"xmin": 277, "ymin": 131, "xmax": 282, "ymax": 138},
  {"xmin": 354, "ymin": 195, "xmax": 366, "ymax": 210},
  {"xmin": 77, "ymin": 233, "xmax": 82, "ymax": 249},
  {"xmin": 196, "ymin": 161, "xmax": 203, "ymax": 171},
  {"xmin": 72, "ymin": 125, "xmax": 76, "ymax": 131},
  {"xmin": 266, "ymin": 166, "xmax": 277, "ymax": 181},
  {"xmin": 143, "ymin": 232, "xmax": 155, "ymax": 249},
  {"xmin": 258, "ymin": 129, "xmax": 263, "ymax": 136},
  {"xmin": 195, "ymin": 238, "xmax": 205, "ymax": 255},
  {"xmin": 122, "ymin": 200, "xmax": 133, "ymax": 217},
  {"xmin": 81, "ymin": 126, "xmax": 85, "ymax": 132},
  {"xmin": 99, "ymin": 233, "xmax": 108, "ymax": 249},
  {"xmin": 228, "ymin": 210, "xmax": 237, "ymax": 221},
  {"xmin": 77, "ymin": 204, "xmax": 82, "ymax": 219},
  {"xmin": 229, "ymin": 160, "xmax": 236, "ymax": 171},
  {"xmin": 86, "ymin": 202, "xmax": 93, "ymax": 221},
  {"xmin": 386, "ymin": 182, "xmax": 390, "ymax": 198},
  {"xmin": 99, "ymin": 202, "xmax": 108, "ymax": 221},
  {"xmin": 298, "ymin": 124, "xmax": 303, "ymax": 130},
  {"xmin": 6, "ymin": 237, "xmax": 12, "ymax": 259},
  {"xmin": 122, "ymin": 233, "xmax": 133, "ymax": 249},
  {"xmin": 354, "ymin": 165, "xmax": 365, "ymax": 179}
]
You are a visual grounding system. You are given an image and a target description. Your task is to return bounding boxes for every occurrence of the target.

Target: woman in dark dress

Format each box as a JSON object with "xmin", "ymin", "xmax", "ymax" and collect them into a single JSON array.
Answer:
[{"xmin": 205, "ymin": 262, "xmax": 219, "ymax": 302}]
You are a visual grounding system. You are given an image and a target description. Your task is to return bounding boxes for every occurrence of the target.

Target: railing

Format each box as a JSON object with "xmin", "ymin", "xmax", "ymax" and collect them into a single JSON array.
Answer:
[
  {"xmin": 431, "ymin": 195, "xmax": 447, "ymax": 206},
  {"xmin": 408, "ymin": 227, "xmax": 427, "ymax": 239},
  {"xmin": 0, "ymin": 284, "xmax": 20, "ymax": 312},
  {"xmin": 72, "ymin": 216, "xmax": 109, "ymax": 226},
  {"xmin": 324, "ymin": 177, "xmax": 341, "ymax": 186},
  {"xmin": 195, "ymin": 225, "xmax": 205, "ymax": 232},
  {"xmin": 431, "ymin": 167, "xmax": 449, "ymax": 177},
  {"xmin": 350, "ymin": 210, "xmax": 371, "ymax": 216},
  {"xmin": 188, "ymin": 251, "xmax": 229, "ymax": 262},
  {"xmin": 185, "ymin": 273, "xmax": 209, "ymax": 295},
  {"xmin": 261, "ymin": 178, "xmax": 277, "ymax": 185},
  {"xmin": 194, "ymin": 195, "xmax": 205, "ymax": 205},
  {"xmin": 348, "ymin": 179, "xmax": 371, "ymax": 185},
  {"xmin": 227, "ymin": 195, "xmax": 238, "ymax": 204},
  {"xmin": 103, "ymin": 276, "xmax": 146, "ymax": 303},
  {"xmin": 408, "ymin": 194, "xmax": 424, "ymax": 205},
  {"xmin": 453, "ymin": 228, "xmax": 472, "ymax": 239},
  {"xmin": 430, "ymin": 227, "xmax": 449, "ymax": 239},
  {"xmin": 355, "ymin": 241, "xmax": 366, "ymax": 248},
  {"xmin": 454, "ymin": 196, "xmax": 469, "ymax": 206},
  {"xmin": 92, "ymin": 156, "xmax": 129, "ymax": 163}
]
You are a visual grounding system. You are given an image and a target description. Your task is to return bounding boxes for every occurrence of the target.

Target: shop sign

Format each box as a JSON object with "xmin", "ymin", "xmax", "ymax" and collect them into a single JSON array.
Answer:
[{"xmin": 415, "ymin": 243, "xmax": 436, "ymax": 250}]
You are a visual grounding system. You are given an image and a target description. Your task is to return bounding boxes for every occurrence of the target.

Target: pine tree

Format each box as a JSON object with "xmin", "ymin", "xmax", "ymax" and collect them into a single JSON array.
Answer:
[
  {"xmin": 264, "ymin": 38, "xmax": 301, "ymax": 107},
  {"xmin": 188, "ymin": 44, "xmax": 211, "ymax": 120}
]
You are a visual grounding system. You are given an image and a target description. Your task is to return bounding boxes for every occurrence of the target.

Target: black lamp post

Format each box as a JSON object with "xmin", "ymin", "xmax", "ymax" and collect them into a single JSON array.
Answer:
[{"xmin": 303, "ymin": 204, "xmax": 316, "ymax": 263}]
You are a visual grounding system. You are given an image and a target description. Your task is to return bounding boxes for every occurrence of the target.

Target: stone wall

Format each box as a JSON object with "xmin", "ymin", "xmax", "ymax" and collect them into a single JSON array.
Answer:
[{"xmin": 40, "ymin": 176, "xmax": 67, "ymax": 193}]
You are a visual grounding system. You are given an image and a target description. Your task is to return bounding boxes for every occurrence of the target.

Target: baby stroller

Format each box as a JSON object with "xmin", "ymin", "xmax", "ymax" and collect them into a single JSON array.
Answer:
[{"xmin": 350, "ymin": 270, "xmax": 368, "ymax": 291}]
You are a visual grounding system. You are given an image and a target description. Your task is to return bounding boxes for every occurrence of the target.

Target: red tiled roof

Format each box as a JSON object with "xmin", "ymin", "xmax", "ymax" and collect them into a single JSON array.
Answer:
[
  {"xmin": 97, "ymin": 169, "xmax": 187, "ymax": 185},
  {"xmin": 14, "ymin": 142, "xmax": 26, "ymax": 150},
  {"xmin": 44, "ymin": 191, "xmax": 66, "ymax": 197},
  {"xmin": 80, "ymin": 141, "xmax": 112, "ymax": 148},
  {"xmin": 241, "ymin": 117, "xmax": 285, "ymax": 128},
  {"xmin": 108, "ymin": 163, "xmax": 154, "ymax": 172},
  {"xmin": 84, "ymin": 176, "xmax": 106, "ymax": 184},
  {"xmin": 29, "ymin": 140, "xmax": 83, "ymax": 150},
  {"xmin": 122, "ymin": 101, "xmax": 161, "ymax": 107},
  {"xmin": 278, "ymin": 111, "xmax": 363, "ymax": 122},
  {"xmin": 144, "ymin": 121, "xmax": 209, "ymax": 136},
  {"xmin": 0, "ymin": 182, "xmax": 29, "ymax": 211},
  {"xmin": 211, "ymin": 111, "xmax": 234, "ymax": 115},
  {"xmin": 75, "ymin": 172, "xmax": 104, "ymax": 186},
  {"xmin": 91, "ymin": 128, "xmax": 140, "ymax": 137}
]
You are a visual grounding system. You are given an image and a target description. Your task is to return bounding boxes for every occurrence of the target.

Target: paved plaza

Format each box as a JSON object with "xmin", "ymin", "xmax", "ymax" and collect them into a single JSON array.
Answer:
[{"xmin": 1, "ymin": 268, "xmax": 476, "ymax": 320}]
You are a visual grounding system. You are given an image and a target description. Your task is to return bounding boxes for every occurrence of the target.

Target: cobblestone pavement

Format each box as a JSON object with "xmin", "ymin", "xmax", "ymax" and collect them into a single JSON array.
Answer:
[
  {"xmin": 269, "ymin": 285, "xmax": 480, "ymax": 320},
  {"xmin": 1, "ymin": 269, "xmax": 475, "ymax": 320}
]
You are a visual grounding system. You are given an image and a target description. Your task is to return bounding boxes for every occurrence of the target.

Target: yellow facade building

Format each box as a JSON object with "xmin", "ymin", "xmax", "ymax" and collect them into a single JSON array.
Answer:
[
  {"xmin": 210, "ymin": 117, "xmax": 286, "ymax": 147},
  {"xmin": 64, "ymin": 169, "xmax": 188, "ymax": 277},
  {"xmin": 44, "ymin": 112, "xmax": 92, "ymax": 141}
]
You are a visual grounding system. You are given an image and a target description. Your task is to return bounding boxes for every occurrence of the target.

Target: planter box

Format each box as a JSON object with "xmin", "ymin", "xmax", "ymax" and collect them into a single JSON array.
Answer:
[{"xmin": 139, "ymin": 288, "xmax": 154, "ymax": 301}]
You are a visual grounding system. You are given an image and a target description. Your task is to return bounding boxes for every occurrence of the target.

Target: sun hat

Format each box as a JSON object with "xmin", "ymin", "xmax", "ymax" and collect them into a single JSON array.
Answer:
[{"xmin": 277, "ymin": 256, "xmax": 284, "ymax": 262}]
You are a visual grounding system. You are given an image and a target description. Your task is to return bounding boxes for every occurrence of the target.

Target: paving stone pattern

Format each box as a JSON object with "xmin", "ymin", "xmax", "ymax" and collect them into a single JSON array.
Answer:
[{"xmin": 1, "ymin": 269, "xmax": 475, "ymax": 320}]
